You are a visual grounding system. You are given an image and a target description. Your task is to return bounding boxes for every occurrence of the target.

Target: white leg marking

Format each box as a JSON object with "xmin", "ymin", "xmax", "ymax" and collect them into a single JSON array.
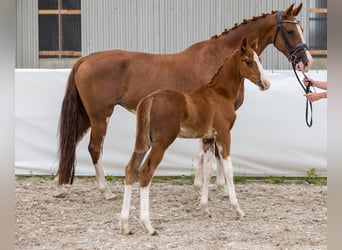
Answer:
[
  {"xmin": 140, "ymin": 183, "xmax": 157, "ymax": 235},
  {"xmin": 194, "ymin": 141, "xmax": 204, "ymax": 195},
  {"xmin": 120, "ymin": 184, "xmax": 132, "ymax": 235},
  {"xmin": 200, "ymin": 146, "xmax": 214, "ymax": 216},
  {"xmin": 52, "ymin": 174, "xmax": 68, "ymax": 198},
  {"xmin": 216, "ymin": 159, "xmax": 229, "ymax": 197},
  {"xmin": 94, "ymin": 152, "xmax": 116, "ymax": 200},
  {"xmin": 217, "ymin": 149, "xmax": 244, "ymax": 218}
]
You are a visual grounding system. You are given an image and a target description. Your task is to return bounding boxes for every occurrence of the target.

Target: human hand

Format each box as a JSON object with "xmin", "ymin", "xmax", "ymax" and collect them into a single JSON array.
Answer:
[
  {"xmin": 304, "ymin": 92, "xmax": 327, "ymax": 101},
  {"xmin": 303, "ymin": 77, "xmax": 314, "ymax": 87}
]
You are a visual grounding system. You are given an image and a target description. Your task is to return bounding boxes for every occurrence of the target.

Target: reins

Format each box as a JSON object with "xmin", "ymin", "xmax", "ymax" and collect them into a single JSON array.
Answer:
[
  {"xmin": 291, "ymin": 64, "xmax": 313, "ymax": 127},
  {"xmin": 274, "ymin": 11, "xmax": 313, "ymax": 127}
]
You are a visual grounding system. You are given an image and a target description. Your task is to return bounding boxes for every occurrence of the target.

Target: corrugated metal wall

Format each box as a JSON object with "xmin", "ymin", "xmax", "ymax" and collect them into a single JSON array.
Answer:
[
  {"xmin": 82, "ymin": 0, "xmax": 309, "ymax": 70},
  {"xmin": 16, "ymin": 0, "xmax": 308, "ymax": 69},
  {"xmin": 16, "ymin": 0, "xmax": 39, "ymax": 68}
]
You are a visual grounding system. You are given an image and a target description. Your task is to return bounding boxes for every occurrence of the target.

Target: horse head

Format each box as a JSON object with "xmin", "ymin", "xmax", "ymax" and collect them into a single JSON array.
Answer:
[
  {"xmin": 273, "ymin": 3, "xmax": 313, "ymax": 72},
  {"xmin": 239, "ymin": 37, "xmax": 270, "ymax": 91}
]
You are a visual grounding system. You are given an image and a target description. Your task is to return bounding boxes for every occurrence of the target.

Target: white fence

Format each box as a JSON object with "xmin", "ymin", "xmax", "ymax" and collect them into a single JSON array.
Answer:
[{"xmin": 15, "ymin": 69, "xmax": 327, "ymax": 177}]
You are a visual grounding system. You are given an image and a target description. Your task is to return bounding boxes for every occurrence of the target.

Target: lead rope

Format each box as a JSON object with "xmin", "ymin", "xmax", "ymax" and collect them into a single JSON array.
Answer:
[{"xmin": 291, "ymin": 63, "xmax": 313, "ymax": 127}]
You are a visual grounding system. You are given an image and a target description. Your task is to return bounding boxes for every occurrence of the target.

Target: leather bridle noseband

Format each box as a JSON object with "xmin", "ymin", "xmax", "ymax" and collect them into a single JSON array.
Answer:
[{"xmin": 273, "ymin": 11, "xmax": 313, "ymax": 127}]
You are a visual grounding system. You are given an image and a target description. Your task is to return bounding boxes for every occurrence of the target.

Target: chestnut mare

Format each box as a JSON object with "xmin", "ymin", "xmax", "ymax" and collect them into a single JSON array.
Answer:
[
  {"xmin": 56, "ymin": 4, "xmax": 312, "ymax": 199},
  {"xmin": 120, "ymin": 37, "xmax": 270, "ymax": 235}
]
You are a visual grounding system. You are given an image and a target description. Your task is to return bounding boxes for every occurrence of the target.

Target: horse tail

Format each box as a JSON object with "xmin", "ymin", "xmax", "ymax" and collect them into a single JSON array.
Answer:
[
  {"xmin": 134, "ymin": 97, "xmax": 154, "ymax": 153},
  {"xmin": 57, "ymin": 56, "xmax": 90, "ymax": 185}
]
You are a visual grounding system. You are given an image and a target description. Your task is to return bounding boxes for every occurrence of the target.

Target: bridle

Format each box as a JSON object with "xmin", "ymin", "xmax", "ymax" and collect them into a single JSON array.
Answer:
[
  {"xmin": 273, "ymin": 11, "xmax": 313, "ymax": 127},
  {"xmin": 273, "ymin": 11, "xmax": 309, "ymax": 66}
]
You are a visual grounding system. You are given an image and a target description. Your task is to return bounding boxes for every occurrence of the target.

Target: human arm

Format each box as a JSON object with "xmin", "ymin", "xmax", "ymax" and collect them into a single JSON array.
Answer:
[
  {"xmin": 304, "ymin": 92, "xmax": 327, "ymax": 101},
  {"xmin": 303, "ymin": 77, "xmax": 327, "ymax": 90}
]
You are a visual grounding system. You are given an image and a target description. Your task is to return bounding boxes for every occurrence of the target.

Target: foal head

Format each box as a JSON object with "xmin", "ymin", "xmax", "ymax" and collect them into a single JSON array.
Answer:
[{"xmin": 238, "ymin": 37, "xmax": 270, "ymax": 91}]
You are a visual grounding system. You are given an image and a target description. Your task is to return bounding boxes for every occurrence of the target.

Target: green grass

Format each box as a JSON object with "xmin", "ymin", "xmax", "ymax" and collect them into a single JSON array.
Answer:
[{"xmin": 15, "ymin": 172, "xmax": 327, "ymax": 186}]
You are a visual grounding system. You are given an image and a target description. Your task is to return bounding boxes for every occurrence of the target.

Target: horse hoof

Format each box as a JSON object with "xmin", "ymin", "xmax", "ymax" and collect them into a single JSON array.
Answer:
[
  {"xmin": 104, "ymin": 192, "xmax": 116, "ymax": 200},
  {"xmin": 201, "ymin": 205, "xmax": 212, "ymax": 217},
  {"xmin": 53, "ymin": 191, "xmax": 67, "ymax": 198},
  {"xmin": 122, "ymin": 230, "xmax": 133, "ymax": 235},
  {"xmin": 150, "ymin": 230, "xmax": 158, "ymax": 236},
  {"xmin": 236, "ymin": 210, "xmax": 245, "ymax": 219}
]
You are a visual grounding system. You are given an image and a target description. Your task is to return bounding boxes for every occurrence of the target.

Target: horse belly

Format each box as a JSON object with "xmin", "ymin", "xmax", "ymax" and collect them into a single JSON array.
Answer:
[{"xmin": 178, "ymin": 127, "xmax": 200, "ymax": 138}]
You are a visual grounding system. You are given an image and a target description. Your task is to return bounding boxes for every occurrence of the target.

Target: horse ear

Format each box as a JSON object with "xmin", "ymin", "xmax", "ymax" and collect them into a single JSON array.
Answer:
[
  {"xmin": 283, "ymin": 3, "xmax": 294, "ymax": 17},
  {"xmin": 240, "ymin": 37, "xmax": 248, "ymax": 51},
  {"xmin": 250, "ymin": 38, "xmax": 258, "ymax": 51},
  {"xmin": 292, "ymin": 3, "xmax": 302, "ymax": 16}
]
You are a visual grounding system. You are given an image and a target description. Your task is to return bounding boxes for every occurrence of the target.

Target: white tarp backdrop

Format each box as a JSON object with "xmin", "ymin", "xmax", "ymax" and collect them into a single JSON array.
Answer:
[{"xmin": 15, "ymin": 69, "xmax": 327, "ymax": 177}]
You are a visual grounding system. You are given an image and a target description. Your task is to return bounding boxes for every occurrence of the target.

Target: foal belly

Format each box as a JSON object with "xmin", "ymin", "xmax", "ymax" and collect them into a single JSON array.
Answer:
[{"xmin": 178, "ymin": 127, "xmax": 202, "ymax": 138}]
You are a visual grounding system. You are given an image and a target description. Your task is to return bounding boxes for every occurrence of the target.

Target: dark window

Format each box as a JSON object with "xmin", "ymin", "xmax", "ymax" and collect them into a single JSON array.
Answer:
[
  {"xmin": 39, "ymin": 15, "xmax": 59, "ymax": 51},
  {"xmin": 62, "ymin": 0, "xmax": 81, "ymax": 10},
  {"xmin": 38, "ymin": 0, "xmax": 58, "ymax": 10},
  {"xmin": 309, "ymin": 0, "xmax": 327, "ymax": 56},
  {"xmin": 38, "ymin": 0, "xmax": 81, "ymax": 58},
  {"xmin": 62, "ymin": 15, "xmax": 81, "ymax": 51}
]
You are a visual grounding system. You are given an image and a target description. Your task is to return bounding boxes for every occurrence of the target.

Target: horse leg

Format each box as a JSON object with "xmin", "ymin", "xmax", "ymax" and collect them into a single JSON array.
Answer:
[
  {"xmin": 139, "ymin": 146, "xmax": 167, "ymax": 235},
  {"xmin": 88, "ymin": 117, "xmax": 115, "ymax": 200},
  {"xmin": 216, "ymin": 155, "xmax": 229, "ymax": 198},
  {"xmin": 199, "ymin": 137, "xmax": 215, "ymax": 217},
  {"xmin": 219, "ymin": 155, "xmax": 245, "ymax": 218},
  {"xmin": 120, "ymin": 151, "xmax": 146, "ymax": 235},
  {"xmin": 194, "ymin": 140, "xmax": 204, "ymax": 196}
]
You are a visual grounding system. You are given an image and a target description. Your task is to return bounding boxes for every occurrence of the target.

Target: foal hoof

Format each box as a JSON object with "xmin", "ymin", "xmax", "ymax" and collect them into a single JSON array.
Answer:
[
  {"xmin": 236, "ymin": 209, "xmax": 245, "ymax": 219},
  {"xmin": 53, "ymin": 191, "xmax": 67, "ymax": 198},
  {"xmin": 122, "ymin": 229, "xmax": 133, "ymax": 235},
  {"xmin": 104, "ymin": 192, "xmax": 116, "ymax": 201},
  {"xmin": 200, "ymin": 204, "xmax": 212, "ymax": 218},
  {"xmin": 150, "ymin": 230, "xmax": 159, "ymax": 236}
]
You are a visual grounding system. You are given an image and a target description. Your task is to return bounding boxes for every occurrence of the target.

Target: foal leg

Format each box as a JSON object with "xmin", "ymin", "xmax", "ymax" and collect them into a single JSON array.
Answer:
[
  {"xmin": 219, "ymin": 155, "xmax": 245, "ymax": 218},
  {"xmin": 199, "ymin": 138, "xmax": 215, "ymax": 216},
  {"xmin": 88, "ymin": 117, "xmax": 115, "ymax": 200},
  {"xmin": 139, "ymin": 146, "xmax": 167, "ymax": 235},
  {"xmin": 194, "ymin": 140, "xmax": 204, "ymax": 196},
  {"xmin": 216, "ymin": 155, "xmax": 229, "ymax": 198},
  {"xmin": 120, "ymin": 151, "xmax": 146, "ymax": 235}
]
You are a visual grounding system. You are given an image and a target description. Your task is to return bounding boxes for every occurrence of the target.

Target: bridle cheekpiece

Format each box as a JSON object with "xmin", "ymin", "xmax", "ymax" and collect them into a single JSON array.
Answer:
[{"xmin": 273, "ymin": 11, "xmax": 309, "ymax": 65}]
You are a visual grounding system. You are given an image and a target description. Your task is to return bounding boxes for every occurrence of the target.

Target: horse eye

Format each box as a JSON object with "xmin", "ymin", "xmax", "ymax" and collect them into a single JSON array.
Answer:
[
  {"xmin": 245, "ymin": 59, "xmax": 252, "ymax": 66},
  {"xmin": 287, "ymin": 30, "xmax": 294, "ymax": 35}
]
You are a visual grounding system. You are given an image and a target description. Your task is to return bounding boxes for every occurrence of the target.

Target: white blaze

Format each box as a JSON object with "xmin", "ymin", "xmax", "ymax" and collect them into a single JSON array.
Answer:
[
  {"xmin": 253, "ymin": 52, "xmax": 270, "ymax": 90},
  {"xmin": 295, "ymin": 24, "xmax": 313, "ymax": 72}
]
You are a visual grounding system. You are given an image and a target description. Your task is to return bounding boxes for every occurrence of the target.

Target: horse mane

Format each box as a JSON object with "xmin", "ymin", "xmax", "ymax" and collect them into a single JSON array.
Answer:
[
  {"xmin": 207, "ymin": 49, "xmax": 238, "ymax": 84},
  {"xmin": 210, "ymin": 10, "xmax": 278, "ymax": 39}
]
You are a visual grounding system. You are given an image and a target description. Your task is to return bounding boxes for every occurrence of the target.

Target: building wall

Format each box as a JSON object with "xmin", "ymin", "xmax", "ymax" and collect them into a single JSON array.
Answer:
[
  {"xmin": 16, "ymin": 0, "xmax": 39, "ymax": 68},
  {"xmin": 16, "ymin": 0, "xmax": 309, "ymax": 69},
  {"xmin": 81, "ymin": 0, "xmax": 309, "ymax": 70}
]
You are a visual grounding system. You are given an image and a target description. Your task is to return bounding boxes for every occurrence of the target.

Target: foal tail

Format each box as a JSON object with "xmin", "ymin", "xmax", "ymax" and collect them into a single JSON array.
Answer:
[
  {"xmin": 57, "ymin": 56, "xmax": 90, "ymax": 185},
  {"xmin": 134, "ymin": 97, "xmax": 154, "ymax": 153}
]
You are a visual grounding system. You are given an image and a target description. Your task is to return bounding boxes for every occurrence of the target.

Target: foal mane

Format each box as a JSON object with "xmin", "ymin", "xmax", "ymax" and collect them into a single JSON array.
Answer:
[
  {"xmin": 210, "ymin": 11, "xmax": 277, "ymax": 39},
  {"xmin": 207, "ymin": 49, "xmax": 238, "ymax": 84}
]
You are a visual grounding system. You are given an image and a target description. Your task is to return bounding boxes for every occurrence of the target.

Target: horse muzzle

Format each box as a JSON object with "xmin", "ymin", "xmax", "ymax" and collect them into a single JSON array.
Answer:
[
  {"xmin": 257, "ymin": 79, "xmax": 271, "ymax": 91},
  {"xmin": 289, "ymin": 44, "xmax": 313, "ymax": 73}
]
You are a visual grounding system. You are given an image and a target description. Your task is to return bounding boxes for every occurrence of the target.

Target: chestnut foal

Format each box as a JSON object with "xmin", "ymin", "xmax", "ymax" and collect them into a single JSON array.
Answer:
[{"xmin": 120, "ymin": 37, "xmax": 270, "ymax": 235}]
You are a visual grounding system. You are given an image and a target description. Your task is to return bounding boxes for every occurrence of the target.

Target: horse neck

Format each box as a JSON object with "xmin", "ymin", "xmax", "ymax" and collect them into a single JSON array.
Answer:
[
  {"xmin": 210, "ymin": 52, "xmax": 244, "ymax": 99},
  {"xmin": 211, "ymin": 13, "xmax": 277, "ymax": 55}
]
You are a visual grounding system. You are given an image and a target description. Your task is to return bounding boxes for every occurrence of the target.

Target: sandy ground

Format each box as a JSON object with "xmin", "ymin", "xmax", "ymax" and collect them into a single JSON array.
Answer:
[{"xmin": 15, "ymin": 177, "xmax": 327, "ymax": 250}]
